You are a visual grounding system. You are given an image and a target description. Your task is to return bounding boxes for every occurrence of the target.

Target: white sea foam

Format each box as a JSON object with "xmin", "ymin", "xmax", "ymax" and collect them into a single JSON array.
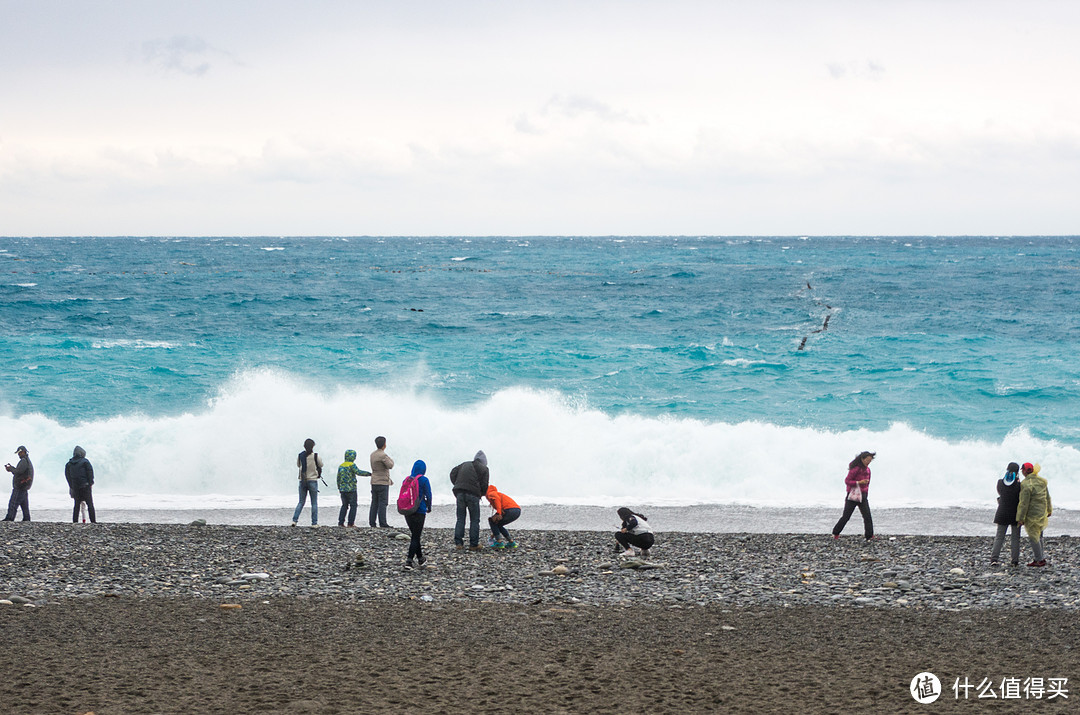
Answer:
[
  {"xmin": 5, "ymin": 369, "xmax": 1078, "ymax": 511},
  {"xmin": 90, "ymin": 339, "xmax": 190, "ymax": 349}
]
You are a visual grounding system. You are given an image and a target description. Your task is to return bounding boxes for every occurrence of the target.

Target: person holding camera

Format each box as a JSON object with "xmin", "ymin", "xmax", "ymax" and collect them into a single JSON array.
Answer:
[{"xmin": 3, "ymin": 445, "xmax": 34, "ymax": 522}]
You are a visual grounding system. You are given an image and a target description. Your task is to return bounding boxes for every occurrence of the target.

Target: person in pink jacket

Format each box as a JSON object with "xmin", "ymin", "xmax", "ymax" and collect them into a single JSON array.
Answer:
[{"xmin": 832, "ymin": 451, "xmax": 875, "ymax": 540}]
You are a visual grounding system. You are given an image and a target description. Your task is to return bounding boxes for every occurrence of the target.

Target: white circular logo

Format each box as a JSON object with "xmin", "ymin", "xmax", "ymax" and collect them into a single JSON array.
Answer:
[{"xmin": 910, "ymin": 672, "xmax": 942, "ymax": 704}]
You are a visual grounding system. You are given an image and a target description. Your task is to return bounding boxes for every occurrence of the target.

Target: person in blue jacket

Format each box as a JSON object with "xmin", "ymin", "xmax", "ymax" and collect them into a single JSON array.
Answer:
[{"xmin": 404, "ymin": 460, "xmax": 433, "ymax": 570}]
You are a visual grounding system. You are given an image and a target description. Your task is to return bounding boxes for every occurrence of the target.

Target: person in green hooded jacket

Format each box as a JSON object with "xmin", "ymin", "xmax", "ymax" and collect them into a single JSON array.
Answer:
[
  {"xmin": 1015, "ymin": 462, "xmax": 1052, "ymax": 567},
  {"xmin": 337, "ymin": 449, "xmax": 371, "ymax": 527}
]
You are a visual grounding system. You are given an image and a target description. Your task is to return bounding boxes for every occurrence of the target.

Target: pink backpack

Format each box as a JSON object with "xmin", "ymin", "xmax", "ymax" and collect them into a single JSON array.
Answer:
[{"xmin": 397, "ymin": 475, "xmax": 420, "ymax": 515}]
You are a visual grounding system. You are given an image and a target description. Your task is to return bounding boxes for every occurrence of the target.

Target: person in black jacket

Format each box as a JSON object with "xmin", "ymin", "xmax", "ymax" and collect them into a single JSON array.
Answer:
[
  {"xmin": 65, "ymin": 446, "xmax": 96, "ymax": 524},
  {"xmin": 3, "ymin": 445, "xmax": 33, "ymax": 522},
  {"xmin": 449, "ymin": 450, "xmax": 489, "ymax": 549},
  {"xmin": 990, "ymin": 462, "xmax": 1021, "ymax": 566}
]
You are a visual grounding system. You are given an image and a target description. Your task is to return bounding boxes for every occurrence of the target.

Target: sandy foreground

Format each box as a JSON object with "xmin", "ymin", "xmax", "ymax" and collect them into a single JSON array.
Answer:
[{"xmin": 2, "ymin": 523, "xmax": 1079, "ymax": 713}]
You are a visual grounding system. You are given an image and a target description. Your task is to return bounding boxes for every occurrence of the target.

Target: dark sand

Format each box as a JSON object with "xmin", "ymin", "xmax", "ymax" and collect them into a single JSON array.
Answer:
[{"xmin": 3, "ymin": 599, "xmax": 1078, "ymax": 714}]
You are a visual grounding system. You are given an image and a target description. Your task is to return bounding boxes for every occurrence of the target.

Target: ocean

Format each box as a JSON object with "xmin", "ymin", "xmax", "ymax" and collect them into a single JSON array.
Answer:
[{"xmin": 2, "ymin": 236, "xmax": 1078, "ymax": 529}]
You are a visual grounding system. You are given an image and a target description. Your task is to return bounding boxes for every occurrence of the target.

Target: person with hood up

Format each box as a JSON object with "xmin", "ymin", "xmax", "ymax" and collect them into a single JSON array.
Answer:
[
  {"xmin": 990, "ymin": 462, "xmax": 1021, "ymax": 565},
  {"xmin": 1016, "ymin": 462, "xmax": 1052, "ymax": 567},
  {"xmin": 403, "ymin": 460, "xmax": 433, "ymax": 570},
  {"xmin": 485, "ymin": 484, "xmax": 521, "ymax": 548},
  {"xmin": 615, "ymin": 507, "xmax": 654, "ymax": 559},
  {"xmin": 65, "ymin": 446, "xmax": 96, "ymax": 524},
  {"xmin": 449, "ymin": 450, "xmax": 489, "ymax": 550},
  {"xmin": 336, "ymin": 449, "xmax": 372, "ymax": 527},
  {"xmin": 3, "ymin": 445, "xmax": 33, "ymax": 522}
]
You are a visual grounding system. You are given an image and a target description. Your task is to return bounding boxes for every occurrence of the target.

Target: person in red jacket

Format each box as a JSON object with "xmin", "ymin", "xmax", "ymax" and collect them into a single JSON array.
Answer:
[
  {"xmin": 831, "ymin": 451, "xmax": 875, "ymax": 540},
  {"xmin": 485, "ymin": 485, "xmax": 521, "ymax": 548}
]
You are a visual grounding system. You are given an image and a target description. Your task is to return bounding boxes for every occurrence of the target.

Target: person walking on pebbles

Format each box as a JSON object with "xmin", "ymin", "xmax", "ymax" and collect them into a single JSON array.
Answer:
[
  {"xmin": 832, "ymin": 451, "xmax": 875, "ymax": 541},
  {"xmin": 65, "ymin": 446, "xmax": 96, "ymax": 524},
  {"xmin": 3, "ymin": 445, "xmax": 34, "ymax": 522},
  {"xmin": 450, "ymin": 450, "xmax": 489, "ymax": 550},
  {"xmin": 485, "ymin": 484, "xmax": 521, "ymax": 548},
  {"xmin": 368, "ymin": 436, "xmax": 395, "ymax": 528},
  {"xmin": 292, "ymin": 438, "xmax": 323, "ymax": 527},
  {"xmin": 336, "ymin": 449, "xmax": 371, "ymax": 527},
  {"xmin": 990, "ymin": 462, "xmax": 1021, "ymax": 566},
  {"xmin": 615, "ymin": 507, "xmax": 654, "ymax": 558},
  {"xmin": 402, "ymin": 460, "xmax": 433, "ymax": 570},
  {"xmin": 1016, "ymin": 462, "xmax": 1052, "ymax": 567}
]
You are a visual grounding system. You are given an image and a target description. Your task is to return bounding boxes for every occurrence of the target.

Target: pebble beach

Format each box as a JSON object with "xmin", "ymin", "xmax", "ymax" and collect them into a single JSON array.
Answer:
[{"xmin": 3, "ymin": 522, "xmax": 1080, "ymax": 713}]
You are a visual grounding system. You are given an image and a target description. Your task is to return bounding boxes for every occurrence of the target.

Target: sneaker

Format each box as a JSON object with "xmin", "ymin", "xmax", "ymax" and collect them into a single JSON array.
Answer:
[
  {"xmin": 491, "ymin": 541, "xmax": 505, "ymax": 548},
  {"xmin": 832, "ymin": 534, "xmax": 839, "ymax": 540},
  {"xmin": 404, "ymin": 561, "xmax": 414, "ymax": 571},
  {"xmin": 311, "ymin": 524, "xmax": 320, "ymax": 528},
  {"xmin": 1028, "ymin": 560, "xmax": 1046, "ymax": 567},
  {"xmin": 291, "ymin": 521, "xmax": 297, "ymax": 527},
  {"xmin": 620, "ymin": 548, "xmax": 636, "ymax": 557},
  {"xmin": 487, "ymin": 538, "xmax": 497, "ymax": 547},
  {"xmin": 990, "ymin": 560, "xmax": 1000, "ymax": 566},
  {"xmin": 417, "ymin": 556, "xmax": 428, "ymax": 568},
  {"xmin": 505, "ymin": 541, "xmax": 518, "ymax": 549}
]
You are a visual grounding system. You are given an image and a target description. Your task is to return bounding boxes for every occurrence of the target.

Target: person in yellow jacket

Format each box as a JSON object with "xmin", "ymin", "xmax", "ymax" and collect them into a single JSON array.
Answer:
[{"xmin": 1015, "ymin": 462, "xmax": 1052, "ymax": 567}]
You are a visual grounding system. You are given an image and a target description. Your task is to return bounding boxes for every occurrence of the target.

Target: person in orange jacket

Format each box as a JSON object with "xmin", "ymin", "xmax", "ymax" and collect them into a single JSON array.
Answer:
[{"xmin": 485, "ymin": 485, "xmax": 521, "ymax": 548}]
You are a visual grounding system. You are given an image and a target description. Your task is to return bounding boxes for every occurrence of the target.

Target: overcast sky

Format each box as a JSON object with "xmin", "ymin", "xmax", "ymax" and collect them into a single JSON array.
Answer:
[{"xmin": 2, "ymin": 0, "xmax": 1078, "ymax": 236}]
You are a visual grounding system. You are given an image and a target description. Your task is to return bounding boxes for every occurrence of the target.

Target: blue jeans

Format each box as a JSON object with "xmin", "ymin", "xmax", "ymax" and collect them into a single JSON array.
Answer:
[
  {"xmin": 369, "ymin": 484, "xmax": 390, "ymax": 527},
  {"xmin": 489, "ymin": 507, "xmax": 521, "ymax": 541},
  {"xmin": 293, "ymin": 480, "xmax": 318, "ymax": 525},
  {"xmin": 454, "ymin": 491, "xmax": 481, "ymax": 547},
  {"xmin": 338, "ymin": 490, "xmax": 357, "ymax": 526},
  {"xmin": 4, "ymin": 488, "xmax": 30, "ymax": 521}
]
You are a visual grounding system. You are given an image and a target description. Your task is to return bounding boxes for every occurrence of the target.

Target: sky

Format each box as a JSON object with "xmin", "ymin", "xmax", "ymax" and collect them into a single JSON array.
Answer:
[{"xmin": 1, "ymin": 0, "xmax": 1079, "ymax": 236}]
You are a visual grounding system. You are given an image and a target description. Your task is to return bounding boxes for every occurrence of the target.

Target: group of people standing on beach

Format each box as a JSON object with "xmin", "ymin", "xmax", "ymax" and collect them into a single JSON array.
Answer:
[
  {"xmin": 293, "ymin": 438, "xmax": 527, "ymax": 569},
  {"xmin": 831, "ymin": 450, "xmax": 1055, "ymax": 567},
  {"xmin": 4, "ymin": 444, "xmax": 97, "ymax": 524}
]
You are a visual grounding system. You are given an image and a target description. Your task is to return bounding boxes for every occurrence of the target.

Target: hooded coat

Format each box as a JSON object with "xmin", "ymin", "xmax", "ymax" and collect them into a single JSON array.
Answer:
[
  {"xmin": 449, "ymin": 450, "xmax": 489, "ymax": 497},
  {"xmin": 1016, "ymin": 464, "xmax": 1052, "ymax": 540},
  {"xmin": 336, "ymin": 450, "xmax": 371, "ymax": 492},
  {"xmin": 993, "ymin": 475, "xmax": 1021, "ymax": 526},
  {"xmin": 65, "ymin": 446, "xmax": 95, "ymax": 490},
  {"xmin": 10, "ymin": 453, "xmax": 34, "ymax": 490},
  {"xmin": 485, "ymin": 485, "xmax": 519, "ymax": 516}
]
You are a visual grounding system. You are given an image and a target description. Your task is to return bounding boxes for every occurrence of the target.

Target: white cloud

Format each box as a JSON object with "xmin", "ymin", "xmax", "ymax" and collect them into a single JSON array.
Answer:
[
  {"xmin": 827, "ymin": 60, "xmax": 886, "ymax": 81},
  {"xmin": 138, "ymin": 35, "xmax": 243, "ymax": 77}
]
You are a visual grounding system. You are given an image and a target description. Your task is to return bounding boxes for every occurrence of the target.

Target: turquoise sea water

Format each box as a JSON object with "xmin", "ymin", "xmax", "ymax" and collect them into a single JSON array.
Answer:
[{"xmin": 1, "ymin": 236, "xmax": 1078, "ymax": 512}]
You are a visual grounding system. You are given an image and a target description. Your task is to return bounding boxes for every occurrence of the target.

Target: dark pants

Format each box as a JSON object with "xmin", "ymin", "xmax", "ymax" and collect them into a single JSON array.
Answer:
[
  {"xmin": 4, "ymin": 488, "xmax": 30, "ymax": 521},
  {"xmin": 615, "ymin": 531, "xmax": 654, "ymax": 550},
  {"xmin": 338, "ymin": 490, "xmax": 358, "ymax": 526},
  {"xmin": 405, "ymin": 512, "xmax": 426, "ymax": 562},
  {"xmin": 73, "ymin": 486, "xmax": 96, "ymax": 523},
  {"xmin": 369, "ymin": 484, "xmax": 389, "ymax": 527},
  {"xmin": 489, "ymin": 507, "xmax": 521, "ymax": 541},
  {"xmin": 833, "ymin": 497, "xmax": 873, "ymax": 539},
  {"xmin": 454, "ymin": 491, "xmax": 481, "ymax": 546}
]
